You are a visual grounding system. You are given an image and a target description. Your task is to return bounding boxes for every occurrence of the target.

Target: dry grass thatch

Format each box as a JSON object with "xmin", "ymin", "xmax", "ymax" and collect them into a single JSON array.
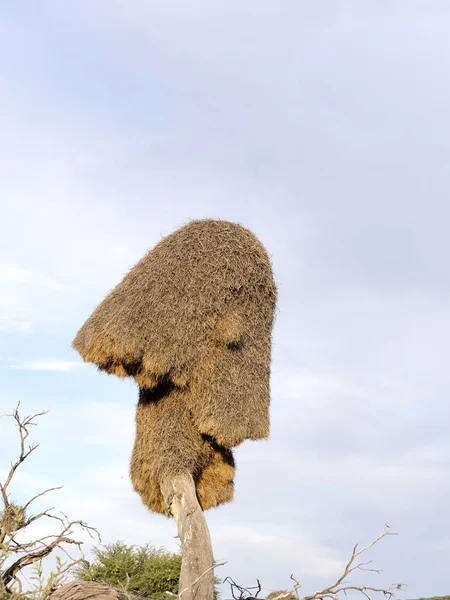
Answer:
[
  {"xmin": 73, "ymin": 219, "xmax": 276, "ymax": 513},
  {"xmin": 130, "ymin": 386, "xmax": 235, "ymax": 514}
]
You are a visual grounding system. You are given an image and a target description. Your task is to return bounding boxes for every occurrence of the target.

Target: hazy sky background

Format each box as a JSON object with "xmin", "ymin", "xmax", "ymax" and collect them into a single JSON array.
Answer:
[{"xmin": 1, "ymin": 1, "xmax": 450, "ymax": 597}]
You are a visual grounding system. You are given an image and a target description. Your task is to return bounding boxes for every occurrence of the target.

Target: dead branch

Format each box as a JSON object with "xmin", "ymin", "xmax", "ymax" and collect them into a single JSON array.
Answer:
[
  {"xmin": 299, "ymin": 524, "xmax": 402, "ymax": 600},
  {"xmin": 0, "ymin": 403, "xmax": 48, "ymax": 509},
  {"xmin": 266, "ymin": 524, "xmax": 404, "ymax": 600},
  {"xmin": 0, "ymin": 404, "xmax": 100, "ymax": 597},
  {"xmin": 225, "ymin": 525, "xmax": 404, "ymax": 600},
  {"xmin": 223, "ymin": 576, "xmax": 263, "ymax": 599},
  {"xmin": 2, "ymin": 510, "xmax": 100, "ymax": 590},
  {"xmin": 23, "ymin": 486, "xmax": 64, "ymax": 512}
]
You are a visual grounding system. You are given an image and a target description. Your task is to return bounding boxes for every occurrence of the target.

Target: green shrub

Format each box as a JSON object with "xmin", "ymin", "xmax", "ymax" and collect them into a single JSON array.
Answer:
[{"xmin": 75, "ymin": 541, "xmax": 181, "ymax": 599}]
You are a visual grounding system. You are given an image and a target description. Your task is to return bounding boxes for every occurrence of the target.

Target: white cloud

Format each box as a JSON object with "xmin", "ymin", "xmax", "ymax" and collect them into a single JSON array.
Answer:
[
  {"xmin": 0, "ymin": 265, "xmax": 71, "ymax": 290},
  {"xmin": 0, "ymin": 265, "xmax": 74, "ymax": 334},
  {"xmin": 0, "ymin": 293, "xmax": 32, "ymax": 333},
  {"xmin": 7, "ymin": 360, "xmax": 82, "ymax": 372},
  {"xmin": 213, "ymin": 525, "xmax": 344, "ymax": 579},
  {"xmin": 237, "ymin": 442, "xmax": 450, "ymax": 519},
  {"xmin": 272, "ymin": 367, "xmax": 374, "ymax": 404}
]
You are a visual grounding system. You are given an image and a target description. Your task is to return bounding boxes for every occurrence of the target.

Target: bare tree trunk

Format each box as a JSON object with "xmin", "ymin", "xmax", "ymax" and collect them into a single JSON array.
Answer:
[{"xmin": 161, "ymin": 473, "xmax": 214, "ymax": 600}]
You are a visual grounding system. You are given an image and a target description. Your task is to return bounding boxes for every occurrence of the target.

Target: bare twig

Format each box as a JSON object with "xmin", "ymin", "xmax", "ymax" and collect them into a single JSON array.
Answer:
[
  {"xmin": 0, "ymin": 404, "xmax": 48, "ymax": 507},
  {"xmin": 23, "ymin": 486, "xmax": 64, "ymax": 512},
  {"xmin": 1, "ymin": 405, "xmax": 100, "ymax": 598}
]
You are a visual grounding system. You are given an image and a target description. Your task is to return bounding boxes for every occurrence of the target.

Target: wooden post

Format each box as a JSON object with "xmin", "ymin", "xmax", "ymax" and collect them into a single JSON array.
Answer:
[{"xmin": 161, "ymin": 473, "xmax": 214, "ymax": 600}]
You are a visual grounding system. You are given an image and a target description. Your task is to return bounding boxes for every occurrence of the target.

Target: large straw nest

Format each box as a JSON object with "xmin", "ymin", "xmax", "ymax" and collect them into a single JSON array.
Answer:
[{"xmin": 73, "ymin": 219, "xmax": 276, "ymax": 513}]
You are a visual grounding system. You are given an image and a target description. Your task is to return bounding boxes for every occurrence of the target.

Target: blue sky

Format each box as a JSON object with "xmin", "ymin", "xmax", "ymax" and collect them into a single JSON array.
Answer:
[{"xmin": 1, "ymin": 1, "xmax": 450, "ymax": 597}]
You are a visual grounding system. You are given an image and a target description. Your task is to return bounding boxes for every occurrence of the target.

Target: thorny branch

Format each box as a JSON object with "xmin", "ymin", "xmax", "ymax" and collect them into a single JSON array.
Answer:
[{"xmin": 0, "ymin": 403, "xmax": 100, "ymax": 596}]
